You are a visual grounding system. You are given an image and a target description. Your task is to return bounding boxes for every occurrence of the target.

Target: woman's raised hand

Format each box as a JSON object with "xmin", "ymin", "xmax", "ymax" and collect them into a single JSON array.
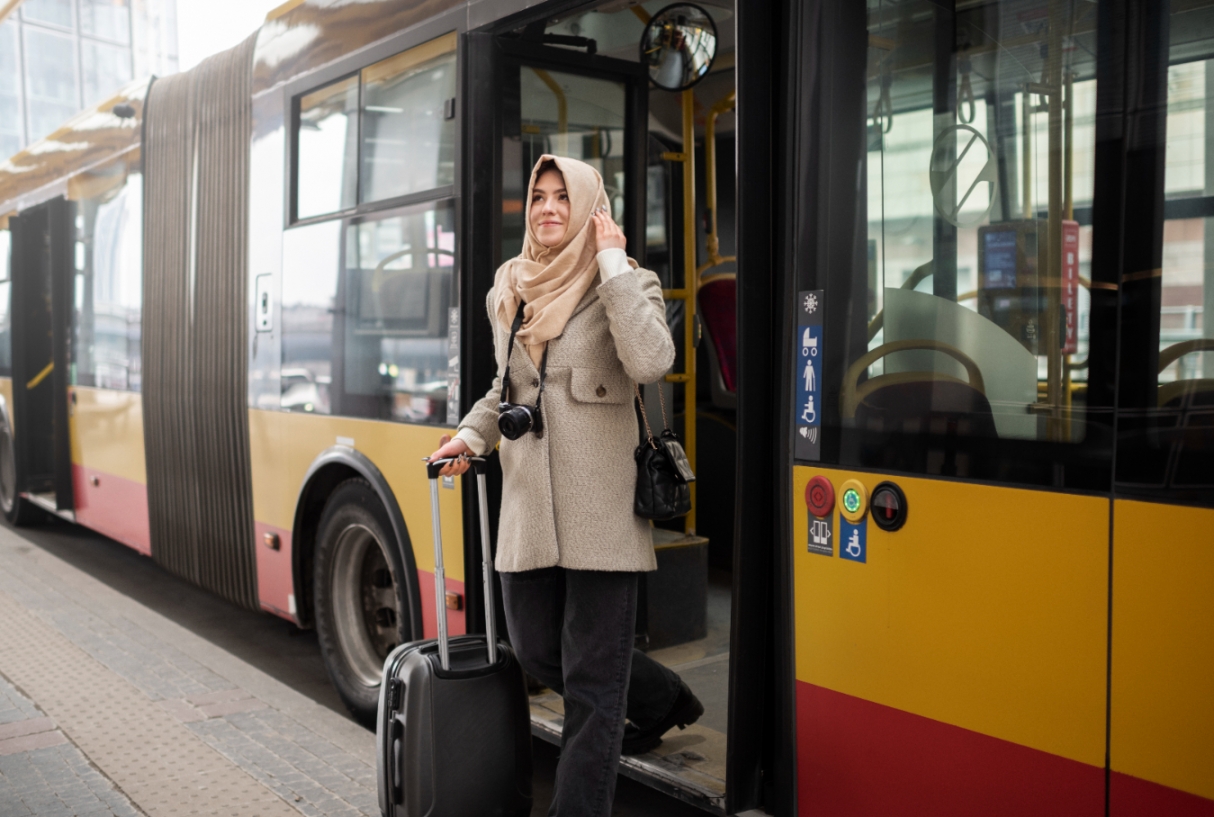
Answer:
[
  {"xmin": 428, "ymin": 434, "xmax": 472, "ymax": 477},
  {"xmin": 592, "ymin": 206, "xmax": 626, "ymax": 252}
]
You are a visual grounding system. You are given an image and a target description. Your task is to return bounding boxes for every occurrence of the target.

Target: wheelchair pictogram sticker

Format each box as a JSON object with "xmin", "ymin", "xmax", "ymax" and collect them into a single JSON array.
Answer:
[
  {"xmin": 839, "ymin": 518, "xmax": 867, "ymax": 564},
  {"xmin": 929, "ymin": 124, "xmax": 998, "ymax": 229}
]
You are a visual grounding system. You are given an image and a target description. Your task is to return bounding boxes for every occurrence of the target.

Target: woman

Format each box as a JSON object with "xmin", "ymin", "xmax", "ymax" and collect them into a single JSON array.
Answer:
[{"xmin": 429, "ymin": 155, "xmax": 703, "ymax": 816}]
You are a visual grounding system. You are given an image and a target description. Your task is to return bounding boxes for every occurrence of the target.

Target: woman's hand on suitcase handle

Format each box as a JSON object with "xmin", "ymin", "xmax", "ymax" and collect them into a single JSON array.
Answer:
[{"xmin": 429, "ymin": 435, "xmax": 472, "ymax": 477}]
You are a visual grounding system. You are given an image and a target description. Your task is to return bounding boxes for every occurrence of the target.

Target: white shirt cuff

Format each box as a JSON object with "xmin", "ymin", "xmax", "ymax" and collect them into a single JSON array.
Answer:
[
  {"xmin": 597, "ymin": 248, "xmax": 632, "ymax": 284},
  {"xmin": 454, "ymin": 427, "xmax": 486, "ymax": 457}
]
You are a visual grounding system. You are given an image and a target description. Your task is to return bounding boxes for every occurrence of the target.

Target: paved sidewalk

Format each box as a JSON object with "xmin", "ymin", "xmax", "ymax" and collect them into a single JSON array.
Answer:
[{"xmin": 0, "ymin": 525, "xmax": 378, "ymax": 817}]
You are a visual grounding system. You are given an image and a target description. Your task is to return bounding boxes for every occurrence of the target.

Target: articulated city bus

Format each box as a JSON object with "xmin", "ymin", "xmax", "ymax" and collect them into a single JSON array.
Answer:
[{"xmin": 0, "ymin": 0, "xmax": 1210, "ymax": 814}]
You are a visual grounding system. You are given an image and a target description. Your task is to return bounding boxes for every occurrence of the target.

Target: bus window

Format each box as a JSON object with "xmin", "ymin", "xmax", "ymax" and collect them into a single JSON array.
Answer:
[
  {"xmin": 280, "ymin": 201, "xmax": 456, "ymax": 424},
  {"xmin": 281, "ymin": 220, "xmax": 340, "ymax": 415},
  {"xmin": 341, "ymin": 202, "xmax": 455, "ymax": 423},
  {"xmin": 816, "ymin": 0, "xmax": 1108, "ymax": 487},
  {"xmin": 286, "ymin": 33, "xmax": 459, "ymax": 423},
  {"xmin": 293, "ymin": 33, "xmax": 456, "ymax": 222},
  {"xmin": 1115, "ymin": 23, "xmax": 1214, "ymax": 503},
  {"xmin": 1160, "ymin": 61, "xmax": 1210, "ymax": 398},
  {"xmin": 296, "ymin": 75, "xmax": 359, "ymax": 220},
  {"xmin": 70, "ymin": 163, "xmax": 142, "ymax": 392},
  {"xmin": 359, "ymin": 32, "xmax": 457, "ymax": 204}
]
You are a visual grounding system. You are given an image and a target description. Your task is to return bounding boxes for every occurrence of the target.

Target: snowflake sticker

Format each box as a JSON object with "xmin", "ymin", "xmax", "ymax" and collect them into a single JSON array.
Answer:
[{"xmin": 803, "ymin": 293, "xmax": 818, "ymax": 314}]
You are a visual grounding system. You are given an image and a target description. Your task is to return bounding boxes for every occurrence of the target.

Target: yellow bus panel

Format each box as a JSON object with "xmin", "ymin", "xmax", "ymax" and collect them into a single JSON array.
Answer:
[
  {"xmin": 793, "ymin": 466, "xmax": 1108, "ymax": 765},
  {"xmin": 248, "ymin": 409, "xmax": 466, "ymax": 636},
  {"xmin": 67, "ymin": 385, "xmax": 150, "ymax": 555},
  {"xmin": 1111, "ymin": 499, "xmax": 1214, "ymax": 808}
]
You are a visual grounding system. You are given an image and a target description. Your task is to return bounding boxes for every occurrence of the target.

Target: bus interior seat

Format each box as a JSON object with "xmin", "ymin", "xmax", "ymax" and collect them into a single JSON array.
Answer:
[
  {"xmin": 842, "ymin": 339, "xmax": 999, "ymax": 438},
  {"xmin": 698, "ymin": 273, "xmax": 737, "ymax": 411},
  {"xmin": 1158, "ymin": 338, "xmax": 1214, "ymax": 408},
  {"xmin": 881, "ymin": 287, "xmax": 1038, "ymax": 439}
]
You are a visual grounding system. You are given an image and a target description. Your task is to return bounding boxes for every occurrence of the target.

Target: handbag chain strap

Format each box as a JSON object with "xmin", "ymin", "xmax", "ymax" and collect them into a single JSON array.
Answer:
[{"xmin": 633, "ymin": 383, "xmax": 670, "ymax": 449}]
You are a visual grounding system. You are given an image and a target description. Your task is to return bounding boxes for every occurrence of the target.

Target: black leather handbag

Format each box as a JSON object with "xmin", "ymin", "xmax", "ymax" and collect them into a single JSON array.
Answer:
[{"xmin": 633, "ymin": 384, "xmax": 695, "ymax": 521}]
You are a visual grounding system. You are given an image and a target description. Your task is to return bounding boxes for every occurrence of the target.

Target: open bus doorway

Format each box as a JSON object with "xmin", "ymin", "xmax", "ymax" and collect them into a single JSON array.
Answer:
[
  {"xmin": 7, "ymin": 196, "xmax": 75, "ymax": 523},
  {"xmin": 471, "ymin": 2, "xmax": 739, "ymax": 810}
]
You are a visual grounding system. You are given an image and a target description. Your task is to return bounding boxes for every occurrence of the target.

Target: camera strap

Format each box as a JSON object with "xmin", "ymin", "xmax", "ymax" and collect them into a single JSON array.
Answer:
[{"xmin": 500, "ymin": 302, "xmax": 549, "ymax": 412}]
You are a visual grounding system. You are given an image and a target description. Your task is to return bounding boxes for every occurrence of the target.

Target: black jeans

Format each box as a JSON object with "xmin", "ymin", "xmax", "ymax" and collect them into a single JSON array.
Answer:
[{"xmin": 501, "ymin": 567, "xmax": 682, "ymax": 817}]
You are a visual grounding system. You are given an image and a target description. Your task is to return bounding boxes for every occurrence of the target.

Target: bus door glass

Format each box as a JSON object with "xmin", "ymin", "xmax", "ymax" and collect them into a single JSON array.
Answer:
[
  {"xmin": 496, "ymin": 33, "xmax": 647, "ymax": 267},
  {"xmin": 1107, "ymin": 5, "xmax": 1214, "ymax": 812},
  {"xmin": 793, "ymin": 1, "xmax": 1114, "ymax": 813}
]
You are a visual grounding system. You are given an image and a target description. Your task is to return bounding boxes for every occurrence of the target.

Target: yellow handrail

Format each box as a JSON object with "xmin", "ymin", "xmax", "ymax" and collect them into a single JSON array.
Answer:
[
  {"xmin": 697, "ymin": 91, "xmax": 736, "ymax": 278},
  {"xmin": 26, "ymin": 361, "xmax": 54, "ymax": 391},
  {"xmin": 660, "ymin": 90, "xmax": 699, "ymax": 534},
  {"xmin": 531, "ymin": 69, "xmax": 568, "ymax": 155}
]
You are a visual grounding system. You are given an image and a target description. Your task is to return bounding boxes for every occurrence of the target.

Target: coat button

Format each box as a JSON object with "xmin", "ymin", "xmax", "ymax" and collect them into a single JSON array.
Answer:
[
  {"xmin": 532, "ymin": 379, "xmax": 539, "ymax": 387},
  {"xmin": 596, "ymin": 385, "xmax": 606, "ymax": 397}
]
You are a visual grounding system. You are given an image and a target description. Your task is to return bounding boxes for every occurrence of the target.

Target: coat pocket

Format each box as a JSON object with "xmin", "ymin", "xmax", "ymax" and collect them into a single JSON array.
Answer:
[{"xmin": 569, "ymin": 367, "xmax": 632, "ymax": 405}]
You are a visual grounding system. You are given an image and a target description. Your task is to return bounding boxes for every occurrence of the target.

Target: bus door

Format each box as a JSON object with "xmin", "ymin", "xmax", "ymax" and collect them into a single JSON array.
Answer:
[
  {"xmin": 790, "ymin": 1, "xmax": 1116, "ymax": 814},
  {"xmin": 462, "ymin": 19, "xmax": 650, "ymax": 631},
  {"xmin": 1106, "ymin": 3, "xmax": 1214, "ymax": 813},
  {"xmin": 8, "ymin": 196, "xmax": 74, "ymax": 512},
  {"xmin": 465, "ymin": 9, "xmax": 747, "ymax": 812}
]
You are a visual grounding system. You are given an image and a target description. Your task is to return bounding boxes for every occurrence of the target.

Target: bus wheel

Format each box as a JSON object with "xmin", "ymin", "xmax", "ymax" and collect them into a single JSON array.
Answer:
[
  {"xmin": 0, "ymin": 421, "xmax": 40, "ymax": 527},
  {"xmin": 314, "ymin": 478, "xmax": 409, "ymax": 726}
]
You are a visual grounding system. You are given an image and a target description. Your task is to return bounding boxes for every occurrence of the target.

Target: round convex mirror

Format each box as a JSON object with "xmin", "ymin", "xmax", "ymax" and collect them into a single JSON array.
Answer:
[{"xmin": 640, "ymin": 4, "xmax": 718, "ymax": 92}]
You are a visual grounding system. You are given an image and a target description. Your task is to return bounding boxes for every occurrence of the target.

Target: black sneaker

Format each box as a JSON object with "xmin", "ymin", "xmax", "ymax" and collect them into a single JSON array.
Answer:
[{"xmin": 621, "ymin": 681, "xmax": 704, "ymax": 756}]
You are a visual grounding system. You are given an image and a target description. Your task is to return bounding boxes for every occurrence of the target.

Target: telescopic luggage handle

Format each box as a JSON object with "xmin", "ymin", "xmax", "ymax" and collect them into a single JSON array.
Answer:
[{"xmin": 424, "ymin": 457, "xmax": 497, "ymax": 671}]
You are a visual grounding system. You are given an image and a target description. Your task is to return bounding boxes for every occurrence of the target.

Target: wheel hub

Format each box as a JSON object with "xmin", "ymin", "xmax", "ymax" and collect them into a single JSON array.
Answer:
[{"xmin": 331, "ymin": 524, "xmax": 401, "ymax": 686}]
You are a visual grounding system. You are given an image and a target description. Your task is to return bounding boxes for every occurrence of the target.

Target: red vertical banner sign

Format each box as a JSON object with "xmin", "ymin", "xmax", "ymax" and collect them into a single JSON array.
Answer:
[{"xmin": 1061, "ymin": 220, "xmax": 1080, "ymax": 354}]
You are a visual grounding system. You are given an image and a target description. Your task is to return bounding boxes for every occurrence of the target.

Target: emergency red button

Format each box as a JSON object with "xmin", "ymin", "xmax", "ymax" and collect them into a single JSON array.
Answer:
[{"xmin": 805, "ymin": 476, "xmax": 835, "ymax": 518}]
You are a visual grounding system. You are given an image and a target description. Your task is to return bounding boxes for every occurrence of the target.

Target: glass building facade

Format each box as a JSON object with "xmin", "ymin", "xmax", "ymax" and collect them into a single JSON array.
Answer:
[{"xmin": 0, "ymin": 0, "xmax": 177, "ymax": 158}]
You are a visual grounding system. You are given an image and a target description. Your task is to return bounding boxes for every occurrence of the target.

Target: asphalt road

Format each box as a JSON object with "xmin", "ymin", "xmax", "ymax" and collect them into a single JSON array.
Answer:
[{"xmin": 4, "ymin": 515, "xmax": 711, "ymax": 817}]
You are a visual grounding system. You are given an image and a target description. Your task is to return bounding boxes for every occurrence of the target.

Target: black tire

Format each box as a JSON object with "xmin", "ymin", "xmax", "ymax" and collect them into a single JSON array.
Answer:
[
  {"xmin": 314, "ymin": 478, "xmax": 411, "ymax": 727},
  {"xmin": 0, "ymin": 418, "xmax": 42, "ymax": 527}
]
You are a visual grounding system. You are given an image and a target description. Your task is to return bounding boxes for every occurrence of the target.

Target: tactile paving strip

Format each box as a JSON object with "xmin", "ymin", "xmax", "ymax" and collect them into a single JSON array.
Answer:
[{"xmin": 0, "ymin": 589, "xmax": 299, "ymax": 817}]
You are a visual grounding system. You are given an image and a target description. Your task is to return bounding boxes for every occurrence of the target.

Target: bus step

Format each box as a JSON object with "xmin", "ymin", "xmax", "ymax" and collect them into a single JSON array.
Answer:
[{"xmin": 529, "ymin": 693, "xmax": 726, "ymax": 815}]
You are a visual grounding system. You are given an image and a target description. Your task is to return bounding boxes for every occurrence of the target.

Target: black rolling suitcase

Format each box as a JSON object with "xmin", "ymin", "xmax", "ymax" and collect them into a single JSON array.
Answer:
[{"xmin": 376, "ymin": 457, "xmax": 533, "ymax": 817}]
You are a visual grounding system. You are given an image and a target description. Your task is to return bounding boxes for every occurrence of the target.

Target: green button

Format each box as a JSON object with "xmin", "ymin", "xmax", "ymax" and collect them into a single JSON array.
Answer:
[{"xmin": 842, "ymin": 489, "xmax": 861, "ymax": 514}]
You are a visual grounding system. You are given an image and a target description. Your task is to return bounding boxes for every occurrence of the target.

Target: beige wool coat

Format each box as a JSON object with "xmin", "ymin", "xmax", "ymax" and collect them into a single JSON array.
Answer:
[{"xmin": 455, "ymin": 267, "xmax": 675, "ymax": 573}]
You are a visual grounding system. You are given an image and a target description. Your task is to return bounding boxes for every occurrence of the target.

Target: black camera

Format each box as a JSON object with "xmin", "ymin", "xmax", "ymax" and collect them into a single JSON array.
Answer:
[
  {"xmin": 497, "ymin": 402, "xmax": 542, "ymax": 440},
  {"xmin": 497, "ymin": 302, "xmax": 547, "ymax": 441}
]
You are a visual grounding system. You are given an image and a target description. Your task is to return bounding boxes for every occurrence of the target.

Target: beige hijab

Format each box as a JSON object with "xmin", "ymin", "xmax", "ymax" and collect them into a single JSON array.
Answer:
[{"xmin": 493, "ymin": 154, "xmax": 634, "ymax": 367}]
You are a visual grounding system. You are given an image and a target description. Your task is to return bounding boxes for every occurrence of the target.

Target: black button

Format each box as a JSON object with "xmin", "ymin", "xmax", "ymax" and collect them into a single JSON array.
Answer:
[
  {"xmin": 596, "ymin": 385, "xmax": 607, "ymax": 397},
  {"xmin": 532, "ymin": 379, "xmax": 539, "ymax": 387},
  {"xmin": 870, "ymin": 482, "xmax": 907, "ymax": 532}
]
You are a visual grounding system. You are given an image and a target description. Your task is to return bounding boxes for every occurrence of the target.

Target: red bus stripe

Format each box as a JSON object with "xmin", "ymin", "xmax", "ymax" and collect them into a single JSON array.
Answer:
[
  {"xmin": 797, "ymin": 681, "xmax": 1104, "ymax": 816},
  {"xmin": 72, "ymin": 465, "xmax": 151, "ymax": 556},
  {"xmin": 1111, "ymin": 772, "xmax": 1214, "ymax": 817}
]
